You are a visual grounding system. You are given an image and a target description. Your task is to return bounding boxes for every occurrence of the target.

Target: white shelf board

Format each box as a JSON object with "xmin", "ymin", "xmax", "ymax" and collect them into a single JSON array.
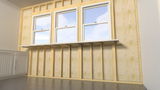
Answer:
[{"xmin": 20, "ymin": 39, "xmax": 119, "ymax": 48}]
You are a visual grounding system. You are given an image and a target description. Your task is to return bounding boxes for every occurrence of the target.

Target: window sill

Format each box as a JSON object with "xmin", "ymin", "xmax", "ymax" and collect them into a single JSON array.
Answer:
[{"xmin": 20, "ymin": 39, "xmax": 119, "ymax": 48}]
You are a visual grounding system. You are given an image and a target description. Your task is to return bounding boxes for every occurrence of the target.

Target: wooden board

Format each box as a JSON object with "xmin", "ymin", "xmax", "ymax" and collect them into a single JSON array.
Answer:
[
  {"xmin": 38, "ymin": 48, "xmax": 43, "ymax": 76},
  {"xmin": 82, "ymin": 0, "xmax": 90, "ymax": 2},
  {"xmin": 64, "ymin": 0, "xmax": 70, "ymax": 6},
  {"xmin": 45, "ymin": 48, "xmax": 51, "ymax": 76},
  {"xmin": 40, "ymin": 5, "xmax": 46, "ymax": 11},
  {"xmin": 114, "ymin": 0, "xmax": 141, "ymax": 82},
  {"xmin": 103, "ymin": 45, "xmax": 114, "ymax": 80},
  {"xmin": 56, "ymin": 1, "xmax": 62, "ymax": 8},
  {"xmin": 31, "ymin": 49, "xmax": 37, "ymax": 75},
  {"xmin": 93, "ymin": 45, "xmax": 101, "ymax": 80},
  {"xmin": 34, "ymin": 6, "xmax": 39, "ymax": 12},
  {"xmin": 72, "ymin": 0, "xmax": 78, "ymax": 4},
  {"xmin": 62, "ymin": 47, "xmax": 69, "ymax": 78},
  {"xmin": 21, "ymin": 9, "xmax": 32, "ymax": 51},
  {"xmin": 48, "ymin": 3, "xmax": 53, "ymax": 10},
  {"xmin": 71, "ymin": 47, "xmax": 79, "ymax": 78},
  {"xmin": 83, "ymin": 46, "xmax": 91, "ymax": 79},
  {"xmin": 54, "ymin": 47, "xmax": 61, "ymax": 77}
]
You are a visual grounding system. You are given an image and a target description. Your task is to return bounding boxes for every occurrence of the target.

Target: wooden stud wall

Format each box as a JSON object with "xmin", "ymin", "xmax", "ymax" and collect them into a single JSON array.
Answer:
[
  {"xmin": 54, "ymin": 47, "xmax": 61, "ymax": 77},
  {"xmin": 19, "ymin": 0, "xmax": 143, "ymax": 84},
  {"xmin": 62, "ymin": 47, "xmax": 69, "ymax": 78},
  {"xmin": 71, "ymin": 47, "xmax": 79, "ymax": 78},
  {"xmin": 38, "ymin": 48, "xmax": 43, "ymax": 76},
  {"xmin": 19, "ymin": 8, "xmax": 32, "ymax": 51},
  {"xmin": 45, "ymin": 48, "xmax": 51, "ymax": 76},
  {"xmin": 83, "ymin": 46, "xmax": 91, "ymax": 79},
  {"xmin": 93, "ymin": 45, "xmax": 101, "ymax": 80},
  {"xmin": 31, "ymin": 49, "xmax": 37, "ymax": 75},
  {"xmin": 114, "ymin": 0, "xmax": 141, "ymax": 82}
]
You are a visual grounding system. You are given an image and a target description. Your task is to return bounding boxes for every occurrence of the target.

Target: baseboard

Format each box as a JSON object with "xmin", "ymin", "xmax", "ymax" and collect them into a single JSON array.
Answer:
[{"xmin": 0, "ymin": 75, "xmax": 26, "ymax": 81}]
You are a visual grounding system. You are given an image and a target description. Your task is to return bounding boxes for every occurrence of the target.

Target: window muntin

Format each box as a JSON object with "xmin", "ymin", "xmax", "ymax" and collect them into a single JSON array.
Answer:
[
  {"xmin": 82, "ymin": 2, "xmax": 111, "ymax": 41},
  {"xmin": 55, "ymin": 8, "xmax": 78, "ymax": 43},
  {"xmin": 32, "ymin": 13, "xmax": 52, "ymax": 44}
]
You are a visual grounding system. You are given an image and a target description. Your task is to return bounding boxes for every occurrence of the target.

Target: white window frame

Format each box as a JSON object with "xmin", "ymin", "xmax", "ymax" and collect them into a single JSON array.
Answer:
[
  {"xmin": 54, "ymin": 7, "xmax": 78, "ymax": 43},
  {"xmin": 31, "ymin": 12, "xmax": 52, "ymax": 45},
  {"xmin": 81, "ymin": 1, "xmax": 112, "ymax": 42}
]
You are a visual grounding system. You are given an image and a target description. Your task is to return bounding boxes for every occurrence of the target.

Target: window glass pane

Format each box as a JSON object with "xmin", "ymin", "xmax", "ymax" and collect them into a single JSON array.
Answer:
[
  {"xmin": 57, "ymin": 28, "xmax": 76, "ymax": 42},
  {"xmin": 85, "ymin": 5, "xmax": 108, "ymax": 24},
  {"xmin": 84, "ymin": 24, "xmax": 109, "ymax": 41},
  {"xmin": 35, "ymin": 15, "xmax": 51, "ymax": 30},
  {"xmin": 57, "ymin": 11, "xmax": 76, "ymax": 28},
  {"xmin": 35, "ymin": 31, "xmax": 50, "ymax": 44}
]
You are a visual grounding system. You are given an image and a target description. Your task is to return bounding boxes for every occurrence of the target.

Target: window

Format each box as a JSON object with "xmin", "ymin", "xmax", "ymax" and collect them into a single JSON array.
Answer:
[
  {"xmin": 32, "ymin": 12, "xmax": 52, "ymax": 44},
  {"xmin": 81, "ymin": 1, "xmax": 111, "ymax": 41},
  {"xmin": 54, "ymin": 8, "xmax": 78, "ymax": 43}
]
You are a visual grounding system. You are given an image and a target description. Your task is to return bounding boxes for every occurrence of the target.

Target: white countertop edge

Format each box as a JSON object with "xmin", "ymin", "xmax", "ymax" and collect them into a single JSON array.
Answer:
[{"xmin": 21, "ymin": 39, "xmax": 119, "ymax": 48}]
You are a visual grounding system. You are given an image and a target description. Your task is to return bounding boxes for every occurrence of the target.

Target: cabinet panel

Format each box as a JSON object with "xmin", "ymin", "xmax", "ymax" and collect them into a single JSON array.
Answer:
[
  {"xmin": 13, "ymin": 56, "xmax": 28, "ymax": 75},
  {"xmin": 0, "ymin": 51, "xmax": 14, "ymax": 77}
]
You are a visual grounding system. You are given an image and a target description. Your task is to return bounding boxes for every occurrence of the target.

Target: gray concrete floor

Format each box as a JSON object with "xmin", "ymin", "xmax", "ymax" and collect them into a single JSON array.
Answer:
[{"xmin": 0, "ymin": 77, "xmax": 146, "ymax": 90}]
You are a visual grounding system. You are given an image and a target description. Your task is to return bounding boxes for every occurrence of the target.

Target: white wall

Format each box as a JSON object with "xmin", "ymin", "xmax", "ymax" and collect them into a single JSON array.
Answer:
[
  {"xmin": 0, "ymin": 0, "xmax": 21, "ymax": 50},
  {"xmin": 137, "ymin": 0, "xmax": 160, "ymax": 90}
]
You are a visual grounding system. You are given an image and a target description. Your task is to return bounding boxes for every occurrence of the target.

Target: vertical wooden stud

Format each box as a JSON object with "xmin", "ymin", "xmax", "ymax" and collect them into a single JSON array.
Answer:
[
  {"xmin": 30, "ymin": 7, "xmax": 34, "ymax": 45},
  {"xmin": 111, "ymin": 0, "xmax": 115, "ymax": 38},
  {"xmin": 39, "ymin": 6, "xmax": 41, "ymax": 11},
  {"xmin": 78, "ymin": 1, "xmax": 82, "ymax": 42},
  {"xmin": 36, "ymin": 47, "xmax": 40, "ymax": 76},
  {"xmin": 70, "ymin": 0, "xmax": 72, "ymax": 5},
  {"xmin": 18, "ymin": 9, "xmax": 23, "ymax": 51},
  {"xmin": 51, "ymin": 1, "xmax": 55, "ymax": 43},
  {"xmin": 46, "ymin": 4, "xmax": 48, "ymax": 10},
  {"xmin": 42, "ymin": 47, "xmax": 46, "ymax": 76},
  {"xmin": 32, "ymin": 7, "xmax": 34, "ymax": 13},
  {"xmin": 90, "ymin": 44, "xmax": 93, "ymax": 80},
  {"xmin": 61, "ymin": 0, "xmax": 64, "ymax": 7},
  {"xmin": 50, "ymin": 47, "xmax": 55, "ymax": 77},
  {"xmin": 68, "ymin": 45, "xmax": 71, "ymax": 78},
  {"xmin": 60, "ymin": 46, "xmax": 63, "ymax": 77},
  {"xmin": 135, "ymin": 0, "xmax": 143, "ymax": 84},
  {"xmin": 111, "ymin": 0, "xmax": 117, "ymax": 82},
  {"xmin": 28, "ymin": 47, "xmax": 33, "ymax": 75},
  {"xmin": 53, "ymin": 1, "xmax": 56, "ymax": 9},
  {"xmin": 101, "ymin": 44, "xmax": 104, "ymax": 80},
  {"xmin": 79, "ymin": 0, "xmax": 82, "ymax": 3}
]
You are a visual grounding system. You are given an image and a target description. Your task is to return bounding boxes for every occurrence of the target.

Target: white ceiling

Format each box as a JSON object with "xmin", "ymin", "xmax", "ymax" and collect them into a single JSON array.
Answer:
[{"xmin": 7, "ymin": 0, "xmax": 53, "ymax": 8}]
